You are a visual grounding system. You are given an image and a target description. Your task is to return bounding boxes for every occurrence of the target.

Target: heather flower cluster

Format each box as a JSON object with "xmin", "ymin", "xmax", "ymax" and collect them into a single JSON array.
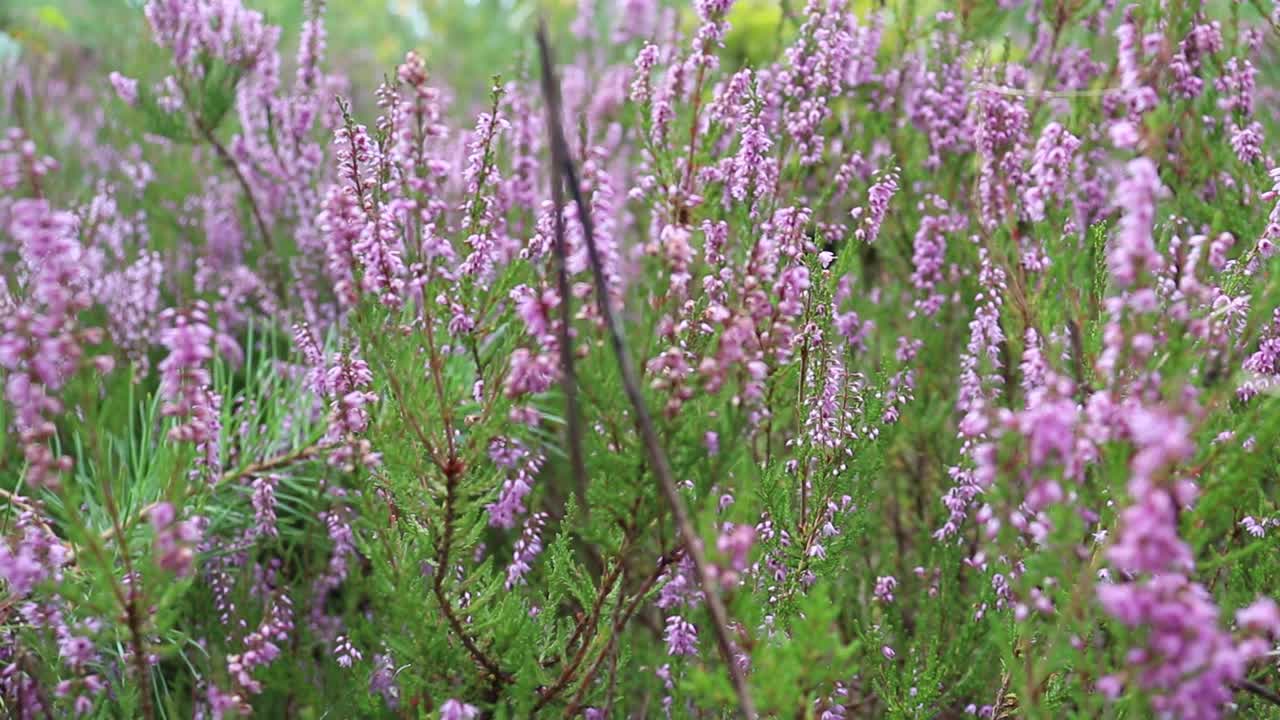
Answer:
[{"xmin": 3, "ymin": 1, "xmax": 1280, "ymax": 718}]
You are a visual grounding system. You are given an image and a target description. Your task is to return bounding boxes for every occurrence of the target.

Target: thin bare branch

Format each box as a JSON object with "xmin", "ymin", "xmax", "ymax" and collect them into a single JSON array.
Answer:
[
  {"xmin": 535, "ymin": 22, "xmax": 757, "ymax": 719},
  {"xmin": 536, "ymin": 43, "xmax": 590, "ymax": 514},
  {"xmin": 435, "ymin": 462, "xmax": 513, "ymax": 684},
  {"xmin": 1238, "ymin": 679, "xmax": 1280, "ymax": 709},
  {"xmin": 99, "ymin": 441, "xmax": 326, "ymax": 546}
]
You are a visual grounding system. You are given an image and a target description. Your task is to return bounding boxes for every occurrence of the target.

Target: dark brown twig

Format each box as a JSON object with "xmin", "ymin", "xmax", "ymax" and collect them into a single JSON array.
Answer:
[
  {"xmin": 434, "ymin": 463, "xmax": 513, "ymax": 684},
  {"xmin": 1238, "ymin": 679, "xmax": 1280, "ymax": 709},
  {"xmin": 537, "ymin": 51, "xmax": 590, "ymax": 514},
  {"xmin": 535, "ymin": 23, "xmax": 757, "ymax": 719},
  {"xmin": 0, "ymin": 489, "xmax": 55, "ymax": 537},
  {"xmin": 197, "ymin": 121, "xmax": 274, "ymax": 259},
  {"xmin": 532, "ymin": 549, "xmax": 627, "ymax": 712},
  {"xmin": 171, "ymin": 72, "xmax": 284, "ymax": 298},
  {"xmin": 15, "ymin": 651, "xmax": 57, "ymax": 720},
  {"xmin": 191, "ymin": 111, "xmax": 285, "ymax": 300},
  {"xmin": 80, "ymin": 487, "xmax": 155, "ymax": 720},
  {"xmin": 101, "ymin": 441, "xmax": 326, "ymax": 545},
  {"xmin": 564, "ymin": 548, "xmax": 683, "ymax": 718}
]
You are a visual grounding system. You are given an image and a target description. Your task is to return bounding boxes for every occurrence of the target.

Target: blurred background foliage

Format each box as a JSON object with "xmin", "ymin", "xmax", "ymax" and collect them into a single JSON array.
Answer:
[
  {"xmin": 1, "ymin": 0, "xmax": 568, "ymax": 105},
  {"xmin": 5, "ymin": 0, "xmax": 1271, "ymax": 165},
  {"xmin": 1, "ymin": 0, "xmax": 1270, "ymax": 98},
  {"xmin": 0, "ymin": 0, "xmax": 1014, "ymax": 114},
  {"xmin": 3, "ymin": 0, "xmax": 855, "ymax": 107},
  {"xmin": 4, "ymin": 0, "xmax": 1274, "ymax": 154}
]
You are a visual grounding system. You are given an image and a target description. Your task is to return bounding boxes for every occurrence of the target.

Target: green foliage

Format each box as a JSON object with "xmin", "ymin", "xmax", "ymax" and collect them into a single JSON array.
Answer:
[{"xmin": 4, "ymin": 0, "xmax": 1280, "ymax": 718}]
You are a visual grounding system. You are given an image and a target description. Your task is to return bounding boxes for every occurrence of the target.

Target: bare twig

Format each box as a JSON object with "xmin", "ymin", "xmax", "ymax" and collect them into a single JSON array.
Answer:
[
  {"xmin": 537, "ymin": 51, "xmax": 590, "ymax": 514},
  {"xmin": 76, "ymin": 482, "xmax": 155, "ymax": 720},
  {"xmin": 563, "ymin": 550, "xmax": 672, "ymax": 715},
  {"xmin": 197, "ymin": 121, "xmax": 274, "ymax": 258},
  {"xmin": 100, "ymin": 441, "xmax": 326, "ymax": 545},
  {"xmin": 564, "ymin": 548, "xmax": 683, "ymax": 717},
  {"xmin": 0, "ymin": 488, "xmax": 54, "ymax": 536},
  {"xmin": 187, "ymin": 100, "xmax": 285, "ymax": 299},
  {"xmin": 602, "ymin": 626, "xmax": 621, "ymax": 717},
  {"xmin": 532, "ymin": 548, "xmax": 628, "ymax": 712},
  {"xmin": 382, "ymin": 364, "xmax": 446, "ymax": 473},
  {"xmin": 14, "ymin": 651, "xmax": 57, "ymax": 720},
  {"xmin": 1238, "ymin": 679, "xmax": 1280, "ymax": 708},
  {"xmin": 434, "ymin": 462, "xmax": 513, "ymax": 684},
  {"xmin": 970, "ymin": 81, "xmax": 1121, "ymax": 100},
  {"xmin": 535, "ymin": 23, "xmax": 757, "ymax": 719},
  {"xmin": 215, "ymin": 442, "xmax": 327, "ymax": 485}
]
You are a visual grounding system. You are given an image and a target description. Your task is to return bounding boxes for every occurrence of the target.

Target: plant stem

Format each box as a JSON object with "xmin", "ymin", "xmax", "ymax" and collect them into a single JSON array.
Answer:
[
  {"xmin": 99, "ymin": 441, "xmax": 325, "ymax": 547},
  {"xmin": 536, "ymin": 23, "xmax": 758, "ymax": 719},
  {"xmin": 536, "ymin": 71, "xmax": 589, "ymax": 513},
  {"xmin": 432, "ymin": 460, "xmax": 511, "ymax": 683}
]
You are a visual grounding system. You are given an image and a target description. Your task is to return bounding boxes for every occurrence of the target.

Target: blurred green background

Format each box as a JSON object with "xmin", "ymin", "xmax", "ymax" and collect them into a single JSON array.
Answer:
[
  {"xmin": 0, "ymin": 0, "xmax": 826, "ymax": 104},
  {"xmin": 0, "ymin": 0, "xmax": 1068, "ymax": 117},
  {"xmin": 5, "ymin": 0, "xmax": 1271, "ymax": 117},
  {"xmin": 0, "ymin": 0, "xmax": 580, "ymax": 105}
]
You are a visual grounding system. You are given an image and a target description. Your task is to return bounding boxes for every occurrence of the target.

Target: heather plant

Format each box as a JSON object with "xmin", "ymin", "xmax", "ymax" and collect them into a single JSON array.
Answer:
[{"xmin": 3, "ymin": 0, "xmax": 1280, "ymax": 718}]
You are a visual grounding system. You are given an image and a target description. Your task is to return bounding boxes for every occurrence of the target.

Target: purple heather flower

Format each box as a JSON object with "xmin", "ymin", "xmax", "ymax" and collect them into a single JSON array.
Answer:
[
  {"xmin": 910, "ymin": 210, "xmax": 963, "ymax": 316},
  {"xmin": 314, "ymin": 504, "xmax": 357, "ymax": 600},
  {"xmin": 1216, "ymin": 57, "xmax": 1257, "ymax": 116},
  {"xmin": 487, "ymin": 446, "xmax": 543, "ymax": 529},
  {"xmin": 1022, "ymin": 122, "xmax": 1080, "ymax": 223},
  {"xmin": 1240, "ymin": 516, "xmax": 1267, "ymax": 538},
  {"xmin": 251, "ymin": 475, "xmax": 279, "ymax": 539},
  {"xmin": 874, "ymin": 576, "xmax": 897, "ymax": 603},
  {"xmin": 440, "ymin": 699, "xmax": 479, "ymax": 720},
  {"xmin": 149, "ymin": 502, "xmax": 203, "ymax": 577},
  {"xmin": 505, "ymin": 349, "xmax": 558, "ymax": 398},
  {"xmin": 1237, "ymin": 598, "xmax": 1280, "ymax": 635},
  {"xmin": 658, "ymin": 556, "xmax": 703, "ymax": 610},
  {"xmin": 294, "ymin": 0, "xmax": 327, "ymax": 92},
  {"xmin": 852, "ymin": 167, "xmax": 900, "ymax": 243},
  {"xmin": 714, "ymin": 523, "xmax": 755, "ymax": 587},
  {"xmin": 905, "ymin": 22, "xmax": 972, "ymax": 167},
  {"xmin": 1097, "ymin": 573, "xmax": 1267, "ymax": 720},
  {"xmin": 1110, "ymin": 158, "xmax": 1166, "ymax": 288},
  {"xmin": 973, "ymin": 82, "xmax": 1029, "ymax": 228},
  {"xmin": 317, "ymin": 349, "xmax": 380, "ymax": 470},
  {"xmin": 664, "ymin": 615, "xmax": 699, "ymax": 656},
  {"xmin": 0, "ymin": 512, "xmax": 69, "ymax": 597},
  {"xmin": 1, "ymin": 192, "xmax": 98, "ymax": 488},
  {"xmin": 1230, "ymin": 122, "xmax": 1264, "ymax": 165},
  {"xmin": 505, "ymin": 512, "xmax": 548, "ymax": 590},
  {"xmin": 334, "ymin": 634, "xmax": 362, "ymax": 668},
  {"xmin": 108, "ymin": 72, "xmax": 139, "ymax": 106},
  {"xmin": 157, "ymin": 304, "xmax": 221, "ymax": 467},
  {"xmin": 354, "ymin": 214, "xmax": 407, "ymax": 309},
  {"xmin": 368, "ymin": 653, "xmax": 400, "ymax": 708}
]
